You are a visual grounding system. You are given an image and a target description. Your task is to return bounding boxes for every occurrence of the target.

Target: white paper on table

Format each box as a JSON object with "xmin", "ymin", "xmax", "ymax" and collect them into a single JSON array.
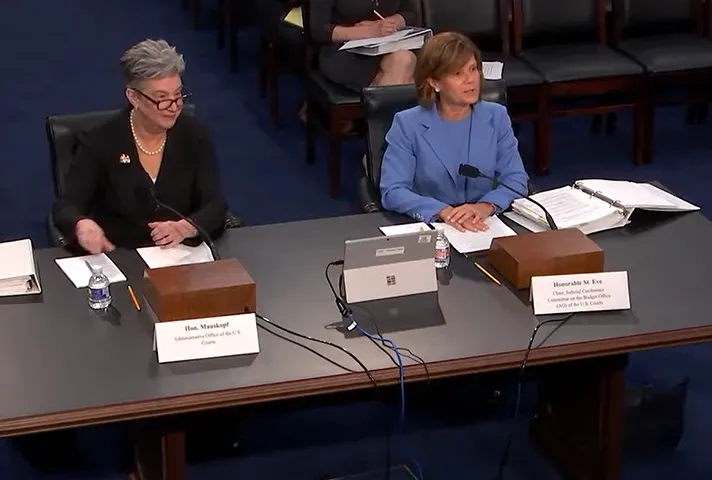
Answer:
[
  {"xmin": 55, "ymin": 254, "xmax": 127, "ymax": 288},
  {"xmin": 379, "ymin": 222, "xmax": 431, "ymax": 236},
  {"xmin": 433, "ymin": 216, "xmax": 517, "ymax": 253},
  {"xmin": 483, "ymin": 61, "xmax": 503, "ymax": 80},
  {"xmin": 137, "ymin": 242, "xmax": 214, "ymax": 269}
]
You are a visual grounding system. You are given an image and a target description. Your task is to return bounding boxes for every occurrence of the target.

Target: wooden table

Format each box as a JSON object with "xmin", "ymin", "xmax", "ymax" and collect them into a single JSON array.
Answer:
[{"xmin": 1, "ymin": 210, "xmax": 711, "ymax": 480}]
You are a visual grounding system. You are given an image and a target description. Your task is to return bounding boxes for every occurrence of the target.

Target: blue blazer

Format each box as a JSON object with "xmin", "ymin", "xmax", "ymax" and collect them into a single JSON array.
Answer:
[{"xmin": 379, "ymin": 101, "xmax": 529, "ymax": 222}]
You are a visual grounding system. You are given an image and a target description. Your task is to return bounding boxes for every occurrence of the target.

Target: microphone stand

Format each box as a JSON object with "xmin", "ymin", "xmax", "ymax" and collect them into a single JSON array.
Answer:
[{"xmin": 458, "ymin": 165, "xmax": 558, "ymax": 231}]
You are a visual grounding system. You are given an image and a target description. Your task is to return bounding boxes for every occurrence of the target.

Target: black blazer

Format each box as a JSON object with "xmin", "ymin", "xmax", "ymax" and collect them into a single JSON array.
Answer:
[
  {"xmin": 310, "ymin": 0, "xmax": 420, "ymax": 44},
  {"xmin": 52, "ymin": 108, "xmax": 228, "ymax": 249}
]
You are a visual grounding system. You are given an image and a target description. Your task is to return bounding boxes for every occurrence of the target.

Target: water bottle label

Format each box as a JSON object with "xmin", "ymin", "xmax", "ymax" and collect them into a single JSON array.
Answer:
[
  {"xmin": 89, "ymin": 287, "xmax": 110, "ymax": 302},
  {"xmin": 435, "ymin": 246, "xmax": 450, "ymax": 261}
]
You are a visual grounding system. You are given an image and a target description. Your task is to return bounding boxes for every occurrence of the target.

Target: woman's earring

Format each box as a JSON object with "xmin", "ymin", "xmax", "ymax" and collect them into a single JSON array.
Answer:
[{"xmin": 435, "ymin": 88, "xmax": 440, "ymax": 93}]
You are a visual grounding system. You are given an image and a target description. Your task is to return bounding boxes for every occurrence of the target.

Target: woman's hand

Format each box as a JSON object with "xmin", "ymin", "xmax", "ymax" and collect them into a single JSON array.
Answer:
[
  {"xmin": 148, "ymin": 219, "xmax": 197, "ymax": 248},
  {"xmin": 439, "ymin": 203, "xmax": 495, "ymax": 232},
  {"xmin": 379, "ymin": 15, "xmax": 403, "ymax": 35},
  {"xmin": 356, "ymin": 15, "xmax": 402, "ymax": 37},
  {"xmin": 355, "ymin": 20, "xmax": 387, "ymax": 37},
  {"xmin": 75, "ymin": 219, "xmax": 115, "ymax": 254}
]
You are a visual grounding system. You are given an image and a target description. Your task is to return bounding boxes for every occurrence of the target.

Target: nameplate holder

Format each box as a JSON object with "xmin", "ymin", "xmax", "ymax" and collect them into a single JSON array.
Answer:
[
  {"xmin": 153, "ymin": 313, "xmax": 260, "ymax": 363},
  {"xmin": 530, "ymin": 271, "xmax": 631, "ymax": 316}
]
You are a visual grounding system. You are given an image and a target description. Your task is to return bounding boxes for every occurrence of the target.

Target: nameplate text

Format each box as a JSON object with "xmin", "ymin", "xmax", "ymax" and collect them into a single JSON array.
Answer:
[
  {"xmin": 530, "ymin": 271, "xmax": 630, "ymax": 315},
  {"xmin": 154, "ymin": 313, "xmax": 259, "ymax": 363}
]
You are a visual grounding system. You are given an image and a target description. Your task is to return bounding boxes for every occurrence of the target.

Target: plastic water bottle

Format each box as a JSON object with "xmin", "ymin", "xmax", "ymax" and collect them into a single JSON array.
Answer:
[
  {"xmin": 434, "ymin": 225, "xmax": 451, "ymax": 269},
  {"xmin": 87, "ymin": 264, "xmax": 112, "ymax": 310}
]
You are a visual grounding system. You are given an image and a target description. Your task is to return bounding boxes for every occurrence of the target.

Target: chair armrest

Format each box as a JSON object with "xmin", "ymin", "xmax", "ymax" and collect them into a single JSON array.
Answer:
[
  {"xmin": 481, "ymin": 79, "xmax": 507, "ymax": 105},
  {"xmin": 47, "ymin": 211, "xmax": 70, "ymax": 248},
  {"xmin": 527, "ymin": 180, "xmax": 538, "ymax": 195},
  {"xmin": 224, "ymin": 211, "xmax": 245, "ymax": 229},
  {"xmin": 357, "ymin": 176, "xmax": 382, "ymax": 213}
]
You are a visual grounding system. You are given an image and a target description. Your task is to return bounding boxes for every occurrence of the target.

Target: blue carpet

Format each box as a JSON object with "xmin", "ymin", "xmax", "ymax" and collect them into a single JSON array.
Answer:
[{"xmin": 1, "ymin": 1, "xmax": 711, "ymax": 479}]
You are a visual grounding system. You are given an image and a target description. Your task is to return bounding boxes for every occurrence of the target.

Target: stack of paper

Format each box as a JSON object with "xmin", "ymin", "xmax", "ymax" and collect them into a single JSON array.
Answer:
[
  {"xmin": 137, "ymin": 243, "xmax": 214, "ymax": 269},
  {"xmin": 574, "ymin": 179, "xmax": 700, "ymax": 211},
  {"xmin": 0, "ymin": 238, "xmax": 41, "ymax": 296},
  {"xmin": 339, "ymin": 28, "xmax": 432, "ymax": 56},
  {"xmin": 505, "ymin": 180, "xmax": 699, "ymax": 235},
  {"xmin": 380, "ymin": 218, "xmax": 516, "ymax": 254},
  {"xmin": 483, "ymin": 61, "xmax": 504, "ymax": 80},
  {"xmin": 434, "ymin": 217, "xmax": 517, "ymax": 254},
  {"xmin": 379, "ymin": 222, "xmax": 430, "ymax": 236},
  {"xmin": 55, "ymin": 254, "xmax": 127, "ymax": 288}
]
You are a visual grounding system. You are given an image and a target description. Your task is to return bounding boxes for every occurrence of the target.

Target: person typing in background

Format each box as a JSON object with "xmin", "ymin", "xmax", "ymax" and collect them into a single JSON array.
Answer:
[
  {"xmin": 379, "ymin": 32, "xmax": 528, "ymax": 232},
  {"xmin": 52, "ymin": 39, "xmax": 227, "ymax": 254}
]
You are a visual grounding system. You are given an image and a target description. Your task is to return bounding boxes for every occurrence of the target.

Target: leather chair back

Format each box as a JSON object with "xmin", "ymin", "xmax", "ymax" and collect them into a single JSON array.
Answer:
[
  {"xmin": 618, "ymin": 0, "xmax": 701, "ymax": 31},
  {"xmin": 422, "ymin": 0, "xmax": 504, "ymax": 39},
  {"xmin": 362, "ymin": 80, "xmax": 507, "ymax": 188},
  {"xmin": 517, "ymin": 0, "xmax": 602, "ymax": 38},
  {"xmin": 46, "ymin": 104, "xmax": 196, "ymax": 198}
]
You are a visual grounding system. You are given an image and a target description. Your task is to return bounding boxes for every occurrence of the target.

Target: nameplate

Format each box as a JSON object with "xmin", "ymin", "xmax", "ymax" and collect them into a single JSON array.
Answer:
[
  {"xmin": 530, "ymin": 271, "xmax": 630, "ymax": 316},
  {"xmin": 154, "ymin": 313, "xmax": 259, "ymax": 363}
]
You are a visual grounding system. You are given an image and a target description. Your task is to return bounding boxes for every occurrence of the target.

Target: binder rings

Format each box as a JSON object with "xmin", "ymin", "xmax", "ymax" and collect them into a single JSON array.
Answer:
[{"xmin": 506, "ymin": 180, "xmax": 699, "ymax": 235}]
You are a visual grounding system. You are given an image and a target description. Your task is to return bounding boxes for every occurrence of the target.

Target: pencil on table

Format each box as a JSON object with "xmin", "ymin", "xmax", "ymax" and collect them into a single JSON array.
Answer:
[
  {"xmin": 127, "ymin": 285, "xmax": 141, "ymax": 311},
  {"xmin": 474, "ymin": 261, "xmax": 502, "ymax": 286}
]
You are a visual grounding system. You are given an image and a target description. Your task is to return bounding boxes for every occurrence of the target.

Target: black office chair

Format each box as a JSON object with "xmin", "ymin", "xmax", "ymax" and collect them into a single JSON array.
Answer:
[
  {"xmin": 358, "ymin": 79, "xmax": 512, "ymax": 213},
  {"xmin": 45, "ymin": 104, "xmax": 244, "ymax": 248}
]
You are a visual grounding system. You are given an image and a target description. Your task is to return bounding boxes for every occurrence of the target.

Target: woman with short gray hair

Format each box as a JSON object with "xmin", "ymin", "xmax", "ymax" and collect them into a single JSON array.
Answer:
[{"xmin": 53, "ymin": 39, "xmax": 227, "ymax": 253}]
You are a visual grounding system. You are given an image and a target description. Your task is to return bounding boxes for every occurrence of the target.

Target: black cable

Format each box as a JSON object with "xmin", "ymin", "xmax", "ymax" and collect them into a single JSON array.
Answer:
[
  {"xmin": 325, "ymin": 260, "xmax": 425, "ymax": 479},
  {"xmin": 325, "ymin": 261, "xmax": 350, "ymax": 318},
  {"xmin": 495, "ymin": 312, "xmax": 575, "ymax": 480},
  {"xmin": 326, "ymin": 261, "xmax": 431, "ymax": 382},
  {"xmin": 373, "ymin": 320, "xmax": 431, "ymax": 384},
  {"xmin": 257, "ymin": 323, "xmax": 367, "ymax": 376},
  {"xmin": 367, "ymin": 335, "xmax": 400, "ymax": 367},
  {"xmin": 255, "ymin": 313, "xmax": 377, "ymax": 387}
]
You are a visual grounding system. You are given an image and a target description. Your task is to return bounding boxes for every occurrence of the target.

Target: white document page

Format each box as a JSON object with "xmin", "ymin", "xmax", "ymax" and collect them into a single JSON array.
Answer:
[
  {"xmin": 137, "ymin": 243, "xmax": 214, "ymax": 269},
  {"xmin": 0, "ymin": 238, "xmax": 40, "ymax": 295},
  {"xmin": 55, "ymin": 254, "xmax": 127, "ymax": 288},
  {"xmin": 640, "ymin": 183, "xmax": 699, "ymax": 211},
  {"xmin": 379, "ymin": 222, "xmax": 430, "ymax": 236},
  {"xmin": 503, "ymin": 211, "xmax": 546, "ymax": 233},
  {"xmin": 513, "ymin": 186, "xmax": 621, "ymax": 231},
  {"xmin": 434, "ymin": 216, "xmax": 517, "ymax": 254},
  {"xmin": 576, "ymin": 179, "xmax": 699, "ymax": 211},
  {"xmin": 339, "ymin": 29, "xmax": 415, "ymax": 50},
  {"xmin": 483, "ymin": 61, "xmax": 504, "ymax": 80}
]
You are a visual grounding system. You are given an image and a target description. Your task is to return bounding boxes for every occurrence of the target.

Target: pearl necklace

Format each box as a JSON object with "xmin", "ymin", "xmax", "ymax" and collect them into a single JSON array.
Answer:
[{"xmin": 130, "ymin": 110, "xmax": 166, "ymax": 156}]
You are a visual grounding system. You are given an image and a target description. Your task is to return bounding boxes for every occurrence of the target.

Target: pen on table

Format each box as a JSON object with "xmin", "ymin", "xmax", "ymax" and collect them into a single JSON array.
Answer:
[
  {"xmin": 85, "ymin": 260, "xmax": 93, "ymax": 273},
  {"xmin": 127, "ymin": 285, "xmax": 141, "ymax": 311},
  {"xmin": 373, "ymin": 9, "xmax": 385, "ymax": 20},
  {"xmin": 474, "ymin": 261, "xmax": 502, "ymax": 286}
]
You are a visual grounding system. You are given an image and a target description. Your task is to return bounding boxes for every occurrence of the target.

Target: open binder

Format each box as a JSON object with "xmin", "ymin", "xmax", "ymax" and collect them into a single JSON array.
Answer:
[
  {"xmin": 506, "ymin": 180, "xmax": 699, "ymax": 235},
  {"xmin": 339, "ymin": 28, "xmax": 432, "ymax": 56},
  {"xmin": 0, "ymin": 238, "xmax": 41, "ymax": 296}
]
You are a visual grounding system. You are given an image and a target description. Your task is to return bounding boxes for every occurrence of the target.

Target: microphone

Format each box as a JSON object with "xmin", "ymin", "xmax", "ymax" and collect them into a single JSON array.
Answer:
[
  {"xmin": 142, "ymin": 187, "xmax": 221, "ymax": 260},
  {"xmin": 458, "ymin": 164, "xmax": 558, "ymax": 230}
]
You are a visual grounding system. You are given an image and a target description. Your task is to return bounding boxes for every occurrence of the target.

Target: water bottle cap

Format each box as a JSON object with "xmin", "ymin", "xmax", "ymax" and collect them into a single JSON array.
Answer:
[
  {"xmin": 434, "ymin": 223, "xmax": 445, "ymax": 232},
  {"xmin": 90, "ymin": 264, "xmax": 103, "ymax": 274}
]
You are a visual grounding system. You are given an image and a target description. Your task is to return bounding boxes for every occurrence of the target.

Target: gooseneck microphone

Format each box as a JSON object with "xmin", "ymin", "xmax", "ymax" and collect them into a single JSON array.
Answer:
[
  {"xmin": 458, "ymin": 164, "xmax": 558, "ymax": 231},
  {"xmin": 143, "ymin": 187, "xmax": 221, "ymax": 260}
]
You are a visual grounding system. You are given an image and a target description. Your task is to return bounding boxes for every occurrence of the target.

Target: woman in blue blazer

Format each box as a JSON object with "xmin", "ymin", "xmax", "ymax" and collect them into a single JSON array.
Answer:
[{"xmin": 380, "ymin": 32, "xmax": 529, "ymax": 232}]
